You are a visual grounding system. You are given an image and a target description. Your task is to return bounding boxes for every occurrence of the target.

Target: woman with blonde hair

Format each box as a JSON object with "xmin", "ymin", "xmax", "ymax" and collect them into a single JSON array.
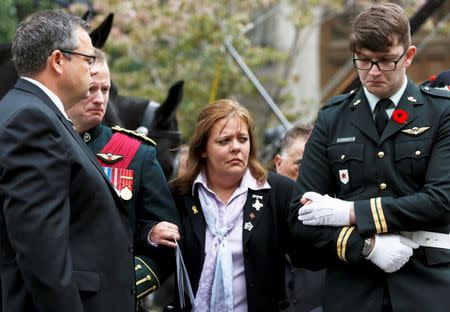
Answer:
[{"xmin": 171, "ymin": 99, "xmax": 299, "ymax": 312}]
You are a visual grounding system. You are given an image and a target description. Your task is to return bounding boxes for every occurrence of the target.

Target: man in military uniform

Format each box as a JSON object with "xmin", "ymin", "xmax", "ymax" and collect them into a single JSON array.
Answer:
[
  {"xmin": 290, "ymin": 3, "xmax": 450, "ymax": 312},
  {"xmin": 67, "ymin": 49, "xmax": 180, "ymax": 308}
]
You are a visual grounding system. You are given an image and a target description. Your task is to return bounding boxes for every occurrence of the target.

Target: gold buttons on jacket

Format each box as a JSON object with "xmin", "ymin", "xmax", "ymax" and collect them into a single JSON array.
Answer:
[
  {"xmin": 379, "ymin": 183, "xmax": 387, "ymax": 190},
  {"xmin": 415, "ymin": 150, "xmax": 421, "ymax": 156},
  {"xmin": 341, "ymin": 154, "xmax": 346, "ymax": 160},
  {"xmin": 377, "ymin": 151, "xmax": 385, "ymax": 158}
]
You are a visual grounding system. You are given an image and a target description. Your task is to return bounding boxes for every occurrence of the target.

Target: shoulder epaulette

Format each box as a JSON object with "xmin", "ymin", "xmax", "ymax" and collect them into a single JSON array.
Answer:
[
  {"xmin": 322, "ymin": 90, "xmax": 356, "ymax": 109},
  {"xmin": 111, "ymin": 126, "xmax": 156, "ymax": 146},
  {"xmin": 420, "ymin": 86, "xmax": 450, "ymax": 99}
]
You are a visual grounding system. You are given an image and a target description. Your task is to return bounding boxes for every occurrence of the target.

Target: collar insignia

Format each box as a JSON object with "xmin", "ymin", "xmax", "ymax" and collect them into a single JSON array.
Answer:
[
  {"xmin": 401, "ymin": 126, "xmax": 430, "ymax": 136},
  {"xmin": 96, "ymin": 153, "xmax": 124, "ymax": 164},
  {"xmin": 83, "ymin": 132, "xmax": 91, "ymax": 143},
  {"xmin": 407, "ymin": 96, "xmax": 417, "ymax": 102}
]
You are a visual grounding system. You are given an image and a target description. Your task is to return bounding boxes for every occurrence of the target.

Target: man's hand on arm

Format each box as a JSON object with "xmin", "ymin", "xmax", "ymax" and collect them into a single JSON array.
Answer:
[
  {"xmin": 365, "ymin": 234, "xmax": 419, "ymax": 273},
  {"xmin": 148, "ymin": 221, "xmax": 180, "ymax": 248},
  {"xmin": 298, "ymin": 191, "xmax": 353, "ymax": 226}
]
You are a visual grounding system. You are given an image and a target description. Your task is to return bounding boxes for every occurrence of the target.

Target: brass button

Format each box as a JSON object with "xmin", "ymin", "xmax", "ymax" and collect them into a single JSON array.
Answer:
[
  {"xmin": 415, "ymin": 150, "xmax": 421, "ymax": 156},
  {"xmin": 379, "ymin": 183, "xmax": 387, "ymax": 190},
  {"xmin": 377, "ymin": 151, "xmax": 385, "ymax": 158},
  {"xmin": 340, "ymin": 154, "xmax": 346, "ymax": 160}
]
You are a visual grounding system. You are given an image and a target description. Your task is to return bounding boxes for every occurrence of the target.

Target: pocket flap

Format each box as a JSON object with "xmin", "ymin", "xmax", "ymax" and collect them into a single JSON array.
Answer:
[
  {"xmin": 73, "ymin": 270, "xmax": 100, "ymax": 292},
  {"xmin": 395, "ymin": 139, "xmax": 432, "ymax": 161},
  {"xmin": 327, "ymin": 143, "xmax": 364, "ymax": 164}
]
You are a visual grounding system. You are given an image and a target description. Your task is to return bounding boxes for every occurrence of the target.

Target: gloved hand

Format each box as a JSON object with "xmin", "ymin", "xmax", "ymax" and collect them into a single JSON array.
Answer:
[
  {"xmin": 298, "ymin": 191, "xmax": 352, "ymax": 226},
  {"xmin": 366, "ymin": 234, "xmax": 419, "ymax": 273}
]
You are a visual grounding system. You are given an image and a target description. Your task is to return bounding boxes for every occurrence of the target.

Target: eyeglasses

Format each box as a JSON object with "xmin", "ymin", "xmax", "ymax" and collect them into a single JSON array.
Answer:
[
  {"xmin": 353, "ymin": 48, "xmax": 409, "ymax": 71},
  {"xmin": 60, "ymin": 49, "xmax": 96, "ymax": 68}
]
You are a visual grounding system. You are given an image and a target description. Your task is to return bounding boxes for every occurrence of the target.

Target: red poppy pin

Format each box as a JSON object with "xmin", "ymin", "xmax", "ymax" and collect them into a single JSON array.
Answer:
[{"xmin": 392, "ymin": 109, "xmax": 408, "ymax": 124}]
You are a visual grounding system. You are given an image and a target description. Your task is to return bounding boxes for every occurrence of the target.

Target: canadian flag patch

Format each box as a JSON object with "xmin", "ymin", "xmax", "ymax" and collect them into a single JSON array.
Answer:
[{"xmin": 339, "ymin": 169, "xmax": 349, "ymax": 184}]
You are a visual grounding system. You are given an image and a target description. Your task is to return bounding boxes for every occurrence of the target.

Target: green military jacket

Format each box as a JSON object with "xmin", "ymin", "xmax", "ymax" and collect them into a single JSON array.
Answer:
[
  {"xmin": 82, "ymin": 124, "xmax": 180, "ymax": 299},
  {"xmin": 290, "ymin": 80, "xmax": 450, "ymax": 312}
]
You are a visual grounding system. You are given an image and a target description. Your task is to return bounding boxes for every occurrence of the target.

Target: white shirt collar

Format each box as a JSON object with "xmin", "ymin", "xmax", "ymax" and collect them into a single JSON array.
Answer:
[
  {"xmin": 21, "ymin": 77, "xmax": 70, "ymax": 120},
  {"xmin": 192, "ymin": 168, "xmax": 270, "ymax": 196},
  {"xmin": 364, "ymin": 76, "xmax": 408, "ymax": 113}
]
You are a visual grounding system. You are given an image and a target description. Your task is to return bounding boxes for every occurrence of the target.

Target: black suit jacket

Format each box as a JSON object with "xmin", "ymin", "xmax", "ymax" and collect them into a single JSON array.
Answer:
[
  {"xmin": 175, "ymin": 172, "xmax": 299, "ymax": 312},
  {"xmin": 290, "ymin": 80, "xmax": 450, "ymax": 312},
  {"xmin": 0, "ymin": 79, "xmax": 135, "ymax": 312}
]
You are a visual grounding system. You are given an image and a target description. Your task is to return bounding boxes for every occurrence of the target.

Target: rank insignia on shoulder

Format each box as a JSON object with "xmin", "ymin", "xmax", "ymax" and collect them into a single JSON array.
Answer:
[
  {"xmin": 421, "ymin": 86, "xmax": 450, "ymax": 99},
  {"xmin": 322, "ymin": 92, "xmax": 356, "ymax": 109},
  {"xmin": 401, "ymin": 126, "xmax": 430, "ymax": 136},
  {"xmin": 96, "ymin": 152, "xmax": 123, "ymax": 164},
  {"xmin": 111, "ymin": 126, "xmax": 157, "ymax": 146}
]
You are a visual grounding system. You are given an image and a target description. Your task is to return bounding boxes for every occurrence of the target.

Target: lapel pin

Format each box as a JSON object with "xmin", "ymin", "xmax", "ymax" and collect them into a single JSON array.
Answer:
[
  {"xmin": 192, "ymin": 205, "xmax": 198, "ymax": 214},
  {"xmin": 252, "ymin": 195, "xmax": 263, "ymax": 211},
  {"xmin": 249, "ymin": 212, "xmax": 256, "ymax": 219},
  {"xmin": 244, "ymin": 222, "xmax": 253, "ymax": 232},
  {"xmin": 353, "ymin": 99, "xmax": 361, "ymax": 106}
]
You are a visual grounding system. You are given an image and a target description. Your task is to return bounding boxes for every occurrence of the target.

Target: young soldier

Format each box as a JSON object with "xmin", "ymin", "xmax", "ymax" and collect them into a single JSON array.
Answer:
[{"xmin": 291, "ymin": 3, "xmax": 450, "ymax": 312}]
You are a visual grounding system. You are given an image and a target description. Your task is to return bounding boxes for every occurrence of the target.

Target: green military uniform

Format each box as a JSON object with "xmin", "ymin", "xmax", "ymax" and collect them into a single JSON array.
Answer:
[
  {"xmin": 290, "ymin": 80, "xmax": 450, "ymax": 312},
  {"xmin": 82, "ymin": 124, "xmax": 180, "ymax": 300}
]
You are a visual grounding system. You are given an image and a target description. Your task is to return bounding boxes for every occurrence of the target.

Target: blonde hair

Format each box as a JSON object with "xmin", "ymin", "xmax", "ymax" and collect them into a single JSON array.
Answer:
[{"xmin": 171, "ymin": 99, "xmax": 266, "ymax": 195}]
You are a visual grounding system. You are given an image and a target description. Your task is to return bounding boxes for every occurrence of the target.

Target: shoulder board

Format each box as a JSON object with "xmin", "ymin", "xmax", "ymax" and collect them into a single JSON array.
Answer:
[
  {"xmin": 420, "ymin": 86, "xmax": 450, "ymax": 99},
  {"xmin": 111, "ymin": 126, "xmax": 156, "ymax": 146},
  {"xmin": 322, "ymin": 91, "xmax": 356, "ymax": 109}
]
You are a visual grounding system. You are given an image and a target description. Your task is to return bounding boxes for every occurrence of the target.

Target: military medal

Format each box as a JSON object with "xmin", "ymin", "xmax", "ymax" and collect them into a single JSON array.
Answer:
[
  {"xmin": 120, "ymin": 187, "xmax": 132, "ymax": 200},
  {"xmin": 102, "ymin": 167, "xmax": 134, "ymax": 200},
  {"xmin": 119, "ymin": 169, "xmax": 133, "ymax": 200}
]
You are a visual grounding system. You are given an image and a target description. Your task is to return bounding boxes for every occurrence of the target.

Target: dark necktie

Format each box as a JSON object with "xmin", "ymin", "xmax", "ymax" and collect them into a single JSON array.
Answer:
[{"xmin": 374, "ymin": 98, "xmax": 391, "ymax": 136}]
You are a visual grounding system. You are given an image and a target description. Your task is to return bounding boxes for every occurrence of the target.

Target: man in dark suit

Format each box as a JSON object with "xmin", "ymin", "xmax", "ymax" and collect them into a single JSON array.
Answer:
[
  {"xmin": 291, "ymin": 3, "xmax": 450, "ymax": 312},
  {"xmin": 0, "ymin": 10, "xmax": 135, "ymax": 312},
  {"xmin": 66, "ymin": 49, "xmax": 181, "ymax": 309},
  {"xmin": 275, "ymin": 125, "xmax": 325, "ymax": 312}
]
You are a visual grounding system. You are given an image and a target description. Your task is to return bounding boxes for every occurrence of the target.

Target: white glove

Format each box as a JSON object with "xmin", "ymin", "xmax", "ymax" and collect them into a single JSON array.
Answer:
[
  {"xmin": 298, "ymin": 191, "xmax": 352, "ymax": 226},
  {"xmin": 366, "ymin": 234, "xmax": 419, "ymax": 273}
]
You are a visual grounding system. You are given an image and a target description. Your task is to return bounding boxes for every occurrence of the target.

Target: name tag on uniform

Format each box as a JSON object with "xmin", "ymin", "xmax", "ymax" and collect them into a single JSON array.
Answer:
[{"xmin": 337, "ymin": 137, "xmax": 355, "ymax": 143}]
